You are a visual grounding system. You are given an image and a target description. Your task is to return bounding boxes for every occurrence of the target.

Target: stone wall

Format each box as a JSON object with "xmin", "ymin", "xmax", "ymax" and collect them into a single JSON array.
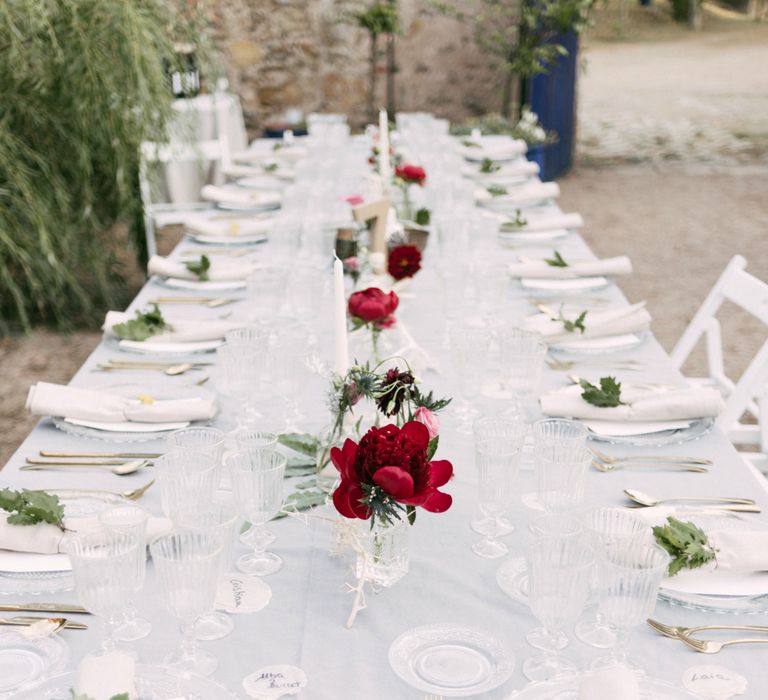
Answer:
[{"xmin": 208, "ymin": 0, "xmax": 509, "ymax": 132}]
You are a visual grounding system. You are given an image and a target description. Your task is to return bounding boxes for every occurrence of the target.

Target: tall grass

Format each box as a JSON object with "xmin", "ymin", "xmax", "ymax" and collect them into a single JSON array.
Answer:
[{"xmin": 0, "ymin": 0, "xmax": 192, "ymax": 332}]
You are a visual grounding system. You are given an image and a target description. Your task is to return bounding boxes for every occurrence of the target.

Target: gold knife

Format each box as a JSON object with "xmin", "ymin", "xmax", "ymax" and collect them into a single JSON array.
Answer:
[
  {"xmin": 39, "ymin": 451, "xmax": 162, "ymax": 459},
  {"xmin": 0, "ymin": 616, "xmax": 88, "ymax": 630},
  {"xmin": 0, "ymin": 602, "xmax": 90, "ymax": 614}
]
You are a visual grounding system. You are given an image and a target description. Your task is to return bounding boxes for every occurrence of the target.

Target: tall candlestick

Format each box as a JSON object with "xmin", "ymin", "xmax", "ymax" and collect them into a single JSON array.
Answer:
[
  {"xmin": 378, "ymin": 109, "xmax": 391, "ymax": 189},
  {"xmin": 333, "ymin": 254, "xmax": 349, "ymax": 375}
]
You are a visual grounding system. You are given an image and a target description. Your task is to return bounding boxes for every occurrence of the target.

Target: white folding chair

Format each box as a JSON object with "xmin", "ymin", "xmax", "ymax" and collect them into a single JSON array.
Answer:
[
  {"xmin": 671, "ymin": 255, "xmax": 768, "ymax": 469},
  {"xmin": 139, "ymin": 139, "xmax": 220, "ymax": 259}
]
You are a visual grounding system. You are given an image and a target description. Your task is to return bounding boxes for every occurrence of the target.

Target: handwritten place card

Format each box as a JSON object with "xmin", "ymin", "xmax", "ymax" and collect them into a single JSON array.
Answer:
[
  {"xmin": 243, "ymin": 666, "xmax": 307, "ymax": 699},
  {"xmin": 683, "ymin": 665, "xmax": 748, "ymax": 699},
  {"xmin": 215, "ymin": 573, "xmax": 272, "ymax": 614}
]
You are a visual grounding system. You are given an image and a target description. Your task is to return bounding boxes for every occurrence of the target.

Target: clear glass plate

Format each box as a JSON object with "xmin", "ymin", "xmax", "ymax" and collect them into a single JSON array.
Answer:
[
  {"xmin": 496, "ymin": 556, "xmax": 529, "ymax": 605},
  {"xmin": 388, "ymin": 623, "xmax": 515, "ymax": 697},
  {"xmin": 158, "ymin": 277, "xmax": 247, "ymax": 292},
  {"xmin": 587, "ymin": 417, "xmax": 714, "ymax": 447},
  {"xmin": 188, "ymin": 232, "xmax": 268, "ymax": 246},
  {"xmin": 508, "ymin": 672, "xmax": 700, "ymax": 699},
  {"xmin": 0, "ymin": 630, "xmax": 68, "ymax": 697},
  {"xmin": 215, "ymin": 201, "xmax": 281, "ymax": 213},
  {"xmin": 103, "ymin": 335, "xmax": 220, "ymax": 356},
  {"xmin": 9, "ymin": 664, "xmax": 238, "ymax": 699},
  {"xmin": 549, "ymin": 331, "xmax": 647, "ymax": 355}
]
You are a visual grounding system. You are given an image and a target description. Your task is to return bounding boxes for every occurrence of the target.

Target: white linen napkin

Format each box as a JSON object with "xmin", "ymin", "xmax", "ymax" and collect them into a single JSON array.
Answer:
[
  {"xmin": 103, "ymin": 311, "xmax": 242, "ymax": 344},
  {"xmin": 475, "ymin": 181, "xmax": 560, "ymax": 207},
  {"xmin": 500, "ymin": 212, "xmax": 584, "ymax": 234},
  {"xmin": 579, "ymin": 668, "xmax": 641, "ymax": 700},
  {"xmin": 509, "ymin": 255, "xmax": 632, "ymax": 279},
  {"xmin": 148, "ymin": 254, "xmax": 256, "ymax": 282},
  {"xmin": 459, "ymin": 138, "xmax": 527, "ymax": 161},
  {"xmin": 76, "ymin": 651, "xmax": 138, "ymax": 700},
  {"xmin": 200, "ymin": 185, "xmax": 281, "ymax": 208},
  {"xmin": 184, "ymin": 213, "xmax": 272, "ymax": 238},
  {"xmin": 708, "ymin": 529, "xmax": 768, "ymax": 573},
  {"xmin": 26, "ymin": 382, "xmax": 216, "ymax": 423},
  {"xmin": 462, "ymin": 159, "xmax": 540, "ymax": 180},
  {"xmin": 524, "ymin": 303, "xmax": 651, "ymax": 343},
  {"xmin": 539, "ymin": 384, "xmax": 724, "ymax": 422}
]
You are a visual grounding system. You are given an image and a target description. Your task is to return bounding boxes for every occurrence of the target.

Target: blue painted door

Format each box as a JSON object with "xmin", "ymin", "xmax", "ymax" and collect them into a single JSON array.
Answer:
[{"xmin": 526, "ymin": 31, "xmax": 579, "ymax": 181}]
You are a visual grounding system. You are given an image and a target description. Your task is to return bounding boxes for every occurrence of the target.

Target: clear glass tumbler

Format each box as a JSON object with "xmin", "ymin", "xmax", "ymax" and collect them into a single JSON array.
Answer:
[
  {"xmin": 156, "ymin": 451, "xmax": 218, "ymax": 520},
  {"xmin": 449, "ymin": 324, "xmax": 491, "ymax": 434}
]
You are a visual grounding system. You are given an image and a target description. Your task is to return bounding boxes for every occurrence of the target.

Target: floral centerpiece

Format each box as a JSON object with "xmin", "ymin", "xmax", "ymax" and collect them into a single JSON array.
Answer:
[
  {"xmin": 387, "ymin": 244, "xmax": 421, "ymax": 281},
  {"xmin": 394, "ymin": 163, "xmax": 426, "ymax": 222},
  {"xmin": 348, "ymin": 287, "xmax": 399, "ymax": 360}
]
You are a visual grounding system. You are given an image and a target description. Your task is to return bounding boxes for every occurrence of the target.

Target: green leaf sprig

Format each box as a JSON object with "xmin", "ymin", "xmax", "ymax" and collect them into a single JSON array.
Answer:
[
  {"xmin": 111, "ymin": 304, "xmax": 169, "ymax": 342},
  {"xmin": 262, "ymin": 162, "xmax": 279, "ymax": 173},
  {"xmin": 415, "ymin": 207, "xmax": 431, "ymax": 226},
  {"xmin": 0, "ymin": 489, "xmax": 65, "ymax": 530},
  {"xmin": 461, "ymin": 138, "xmax": 481, "ymax": 148},
  {"xmin": 579, "ymin": 376, "xmax": 624, "ymax": 408},
  {"xmin": 502, "ymin": 208, "xmax": 528, "ymax": 231},
  {"xmin": 544, "ymin": 250, "xmax": 568, "ymax": 267},
  {"xmin": 653, "ymin": 516, "xmax": 716, "ymax": 577},
  {"xmin": 487, "ymin": 184, "xmax": 507, "ymax": 197},
  {"xmin": 184, "ymin": 254, "xmax": 211, "ymax": 281},
  {"xmin": 551, "ymin": 308, "xmax": 587, "ymax": 334},
  {"xmin": 479, "ymin": 157, "xmax": 500, "ymax": 174},
  {"xmin": 70, "ymin": 692, "xmax": 129, "ymax": 700}
]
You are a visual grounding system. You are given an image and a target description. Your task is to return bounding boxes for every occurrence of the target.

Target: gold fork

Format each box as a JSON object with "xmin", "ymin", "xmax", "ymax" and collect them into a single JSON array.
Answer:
[
  {"xmin": 680, "ymin": 634, "xmax": 768, "ymax": 654},
  {"xmin": 590, "ymin": 447, "xmax": 712, "ymax": 466},
  {"xmin": 49, "ymin": 480, "xmax": 155, "ymax": 502},
  {"xmin": 647, "ymin": 618, "xmax": 768, "ymax": 639}
]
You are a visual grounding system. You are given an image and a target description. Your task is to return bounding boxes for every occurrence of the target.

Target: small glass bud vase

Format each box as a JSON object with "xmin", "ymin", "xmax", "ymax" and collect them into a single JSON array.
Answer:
[{"xmin": 355, "ymin": 517, "xmax": 409, "ymax": 590}]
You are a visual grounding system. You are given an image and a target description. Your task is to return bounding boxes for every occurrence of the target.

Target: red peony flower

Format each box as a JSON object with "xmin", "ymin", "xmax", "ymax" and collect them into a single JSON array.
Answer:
[
  {"xmin": 388, "ymin": 244, "xmax": 422, "ymax": 280},
  {"xmin": 395, "ymin": 163, "xmax": 426, "ymax": 186},
  {"xmin": 331, "ymin": 421, "xmax": 453, "ymax": 521},
  {"xmin": 348, "ymin": 287, "xmax": 399, "ymax": 328}
]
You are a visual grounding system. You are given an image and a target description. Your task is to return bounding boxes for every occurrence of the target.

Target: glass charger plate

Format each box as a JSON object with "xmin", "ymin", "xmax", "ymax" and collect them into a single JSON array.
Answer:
[
  {"xmin": 519, "ymin": 277, "xmax": 610, "ymax": 293},
  {"xmin": 157, "ymin": 277, "xmax": 247, "ymax": 292},
  {"xmin": 549, "ymin": 331, "xmax": 647, "ymax": 355},
  {"xmin": 496, "ymin": 556, "xmax": 529, "ymax": 605},
  {"xmin": 656, "ymin": 512, "xmax": 768, "ymax": 614},
  {"xmin": 388, "ymin": 623, "xmax": 515, "ymax": 697},
  {"xmin": 586, "ymin": 417, "xmax": 714, "ymax": 447},
  {"xmin": 103, "ymin": 335, "xmax": 221, "ymax": 356},
  {"xmin": 188, "ymin": 231, "xmax": 268, "ymax": 246},
  {"xmin": 9, "ymin": 664, "xmax": 238, "ymax": 699},
  {"xmin": 215, "ymin": 201, "xmax": 281, "ymax": 213},
  {"xmin": 0, "ymin": 630, "xmax": 68, "ymax": 698},
  {"xmin": 508, "ymin": 672, "xmax": 700, "ymax": 699}
]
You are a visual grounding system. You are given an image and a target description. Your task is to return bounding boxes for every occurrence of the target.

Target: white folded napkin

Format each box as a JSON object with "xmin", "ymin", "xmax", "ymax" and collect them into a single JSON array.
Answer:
[
  {"xmin": 459, "ymin": 138, "xmax": 527, "ymax": 161},
  {"xmin": 476, "ymin": 182, "xmax": 560, "ymax": 207},
  {"xmin": 0, "ymin": 514, "xmax": 173, "ymax": 555},
  {"xmin": 104, "ymin": 311, "xmax": 242, "ymax": 344},
  {"xmin": 148, "ymin": 254, "xmax": 256, "ymax": 282},
  {"xmin": 76, "ymin": 651, "xmax": 138, "ymax": 700},
  {"xmin": 462, "ymin": 159, "xmax": 540, "ymax": 180},
  {"xmin": 26, "ymin": 382, "xmax": 216, "ymax": 423},
  {"xmin": 524, "ymin": 303, "xmax": 651, "ymax": 343},
  {"xmin": 579, "ymin": 668, "xmax": 640, "ymax": 700},
  {"xmin": 500, "ymin": 212, "xmax": 584, "ymax": 234},
  {"xmin": 184, "ymin": 213, "xmax": 272, "ymax": 238},
  {"xmin": 509, "ymin": 255, "xmax": 632, "ymax": 279},
  {"xmin": 200, "ymin": 185, "xmax": 281, "ymax": 208},
  {"xmin": 540, "ymin": 384, "xmax": 724, "ymax": 422},
  {"xmin": 708, "ymin": 529, "xmax": 768, "ymax": 573}
]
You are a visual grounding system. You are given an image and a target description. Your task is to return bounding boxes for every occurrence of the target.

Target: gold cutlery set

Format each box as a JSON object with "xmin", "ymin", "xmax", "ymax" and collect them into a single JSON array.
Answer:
[
  {"xmin": 648, "ymin": 618, "xmax": 768, "ymax": 654},
  {"xmin": 95, "ymin": 359, "xmax": 212, "ymax": 375},
  {"xmin": 0, "ymin": 602, "xmax": 91, "ymax": 634},
  {"xmin": 20, "ymin": 451, "xmax": 162, "ymax": 479},
  {"xmin": 147, "ymin": 296, "xmax": 235, "ymax": 307}
]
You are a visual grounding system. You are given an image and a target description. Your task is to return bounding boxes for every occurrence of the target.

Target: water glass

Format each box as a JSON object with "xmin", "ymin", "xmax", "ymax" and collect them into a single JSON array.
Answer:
[
  {"xmin": 232, "ymin": 428, "xmax": 278, "ymax": 451},
  {"xmin": 576, "ymin": 508, "xmax": 650, "ymax": 649},
  {"xmin": 269, "ymin": 344, "xmax": 308, "ymax": 431},
  {"xmin": 97, "ymin": 506, "xmax": 151, "ymax": 642},
  {"xmin": 524, "ymin": 538, "xmax": 594, "ymax": 681},
  {"xmin": 533, "ymin": 418, "xmax": 590, "ymax": 513},
  {"xmin": 66, "ymin": 530, "xmax": 140, "ymax": 654},
  {"xmin": 288, "ymin": 264, "xmax": 327, "ymax": 323},
  {"xmin": 495, "ymin": 328, "xmax": 547, "ymax": 407},
  {"xmin": 216, "ymin": 330, "xmax": 270, "ymax": 425},
  {"xmin": 150, "ymin": 531, "xmax": 223, "ymax": 676},
  {"xmin": 592, "ymin": 544, "xmax": 669, "ymax": 670},
  {"xmin": 156, "ymin": 451, "xmax": 218, "ymax": 520},
  {"xmin": 246, "ymin": 266, "xmax": 289, "ymax": 324},
  {"xmin": 175, "ymin": 501, "xmax": 240, "ymax": 641},
  {"xmin": 449, "ymin": 324, "xmax": 491, "ymax": 433},
  {"xmin": 471, "ymin": 416, "xmax": 527, "ymax": 554},
  {"xmin": 227, "ymin": 449, "xmax": 287, "ymax": 576}
]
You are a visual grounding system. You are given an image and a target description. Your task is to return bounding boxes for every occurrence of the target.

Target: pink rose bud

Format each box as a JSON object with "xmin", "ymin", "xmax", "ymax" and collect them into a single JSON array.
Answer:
[
  {"xmin": 345, "ymin": 194, "xmax": 364, "ymax": 206},
  {"xmin": 414, "ymin": 406, "xmax": 439, "ymax": 440},
  {"xmin": 343, "ymin": 256, "xmax": 359, "ymax": 271}
]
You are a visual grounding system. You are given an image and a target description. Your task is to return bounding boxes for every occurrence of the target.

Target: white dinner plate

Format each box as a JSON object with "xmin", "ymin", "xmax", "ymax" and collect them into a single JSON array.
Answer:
[
  {"xmin": 520, "ymin": 276, "xmax": 610, "ymax": 292},
  {"xmin": 188, "ymin": 231, "xmax": 268, "ymax": 245},
  {"xmin": 116, "ymin": 338, "xmax": 222, "ymax": 354},
  {"xmin": 389, "ymin": 623, "xmax": 515, "ymax": 697},
  {"xmin": 159, "ymin": 277, "xmax": 247, "ymax": 291},
  {"xmin": 498, "ymin": 229, "xmax": 570, "ymax": 245},
  {"xmin": 586, "ymin": 417, "xmax": 714, "ymax": 446},
  {"xmin": 549, "ymin": 332, "xmax": 646, "ymax": 354}
]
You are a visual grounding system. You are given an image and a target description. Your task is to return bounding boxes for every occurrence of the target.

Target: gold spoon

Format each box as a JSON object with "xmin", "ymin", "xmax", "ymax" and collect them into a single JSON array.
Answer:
[{"xmin": 20, "ymin": 460, "xmax": 148, "ymax": 476}]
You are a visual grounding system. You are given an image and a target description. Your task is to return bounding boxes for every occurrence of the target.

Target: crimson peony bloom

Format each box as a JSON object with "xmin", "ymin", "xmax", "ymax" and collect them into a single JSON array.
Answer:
[
  {"xmin": 388, "ymin": 244, "xmax": 422, "ymax": 280},
  {"xmin": 347, "ymin": 287, "xmax": 399, "ymax": 328},
  {"xmin": 395, "ymin": 164, "xmax": 427, "ymax": 186},
  {"xmin": 331, "ymin": 422, "xmax": 453, "ymax": 521}
]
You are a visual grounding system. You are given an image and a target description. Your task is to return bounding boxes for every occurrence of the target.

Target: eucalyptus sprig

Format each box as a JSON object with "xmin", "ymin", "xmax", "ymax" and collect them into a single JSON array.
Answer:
[
  {"xmin": 184, "ymin": 255, "xmax": 211, "ymax": 281},
  {"xmin": 487, "ymin": 184, "xmax": 508, "ymax": 197},
  {"xmin": 461, "ymin": 138, "xmax": 481, "ymax": 148},
  {"xmin": 0, "ymin": 489, "xmax": 65, "ymax": 531},
  {"xmin": 502, "ymin": 208, "xmax": 528, "ymax": 231},
  {"xmin": 544, "ymin": 250, "xmax": 568, "ymax": 267},
  {"xmin": 262, "ymin": 162, "xmax": 279, "ymax": 173},
  {"xmin": 479, "ymin": 157, "xmax": 500, "ymax": 174},
  {"xmin": 653, "ymin": 517, "xmax": 716, "ymax": 577},
  {"xmin": 579, "ymin": 376, "xmax": 623, "ymax": 408},
  {"xmin": 111, "ymin": 304, "xmax": 169, "ymax": 342},
  {"xmin": 550, "ymin": 307, "xmax": 587, "ymax": 334}
]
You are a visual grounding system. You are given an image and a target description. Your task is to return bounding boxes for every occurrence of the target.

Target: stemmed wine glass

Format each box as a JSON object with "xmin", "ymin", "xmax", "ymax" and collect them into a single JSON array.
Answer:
[
  {"xmin": 66, "ymin": 530, "xmax": 140, "ymax": 655},
  {"xmin": 217, "ymin": 327, "xmax": 269, "ymax": 426},
  {"xmin": 167, "ymin": 426, "xmax": 225, "ymax": 486},
  {"xmin": 150, "ymin": 531, "xmax": 223, "ymax": 676},
  {"xmin": 175, "ymin": 501, "xmax": 240, "ymax": 641},
  {"xmin": 246, "ymin": 266, "xmax": 289, "ymax": 324},
  {"xmin": 575, "ymin": 507, "xmax": 650, "ymax": 649},
  {"xmin": 592, "ymin": 544, "xmax": 669, "ymax": 670},
  {"xmin": 97, "ymin": 506, "xmax": 151, "ymax": 642},
  {"xmin": 227, "ymin": 448, "xmax": 287, "ymax": 575},
  {"xmin": 524, "ymin": 537, "xmax": 594, "ymax": 681},
  {"xmin": 156, "ymin": 451, "xmax": 218, "ymax": 519},
  {"xmin": 448, "ymin": 324, "xmax": 491, "ymax": 433},
  {"xmin": 471, "ymin": 416, "xmax": 527, "ymax": 555},
  {"xmin": 269, "ymin": 343, "xmax": 308, "ymax": 431},
  {"xmin": 494, "ymin": 327, "xmax": 547, "ymax": 417}
]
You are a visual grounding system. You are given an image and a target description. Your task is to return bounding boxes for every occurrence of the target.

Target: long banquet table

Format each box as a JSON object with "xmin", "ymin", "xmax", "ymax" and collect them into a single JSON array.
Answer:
[{"xmin": 3, "ymin": 136, "xmax": 768, "ymax": 699}]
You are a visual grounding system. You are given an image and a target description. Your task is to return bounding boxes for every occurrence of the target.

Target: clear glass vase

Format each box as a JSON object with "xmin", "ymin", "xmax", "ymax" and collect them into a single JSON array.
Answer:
[{"xmin": 355, "ymin": 518, "xmax": 409, "ymax": 589}]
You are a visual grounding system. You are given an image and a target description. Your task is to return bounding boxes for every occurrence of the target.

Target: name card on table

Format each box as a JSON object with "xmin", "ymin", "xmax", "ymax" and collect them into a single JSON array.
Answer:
[
  {"xmin": 352, "ymin": 198, "xmax": 390, "ymax": 272},
  {"xmin": 243, "ymin": 666, "xmax": 307, "ymax": 699},
  {"xmin": 683, "ymin": 665, "xmax": 748, "ymax": 698},
  {"xmin": 215, "ymin": 573, "xmax": 272, "ymax": 614}
]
